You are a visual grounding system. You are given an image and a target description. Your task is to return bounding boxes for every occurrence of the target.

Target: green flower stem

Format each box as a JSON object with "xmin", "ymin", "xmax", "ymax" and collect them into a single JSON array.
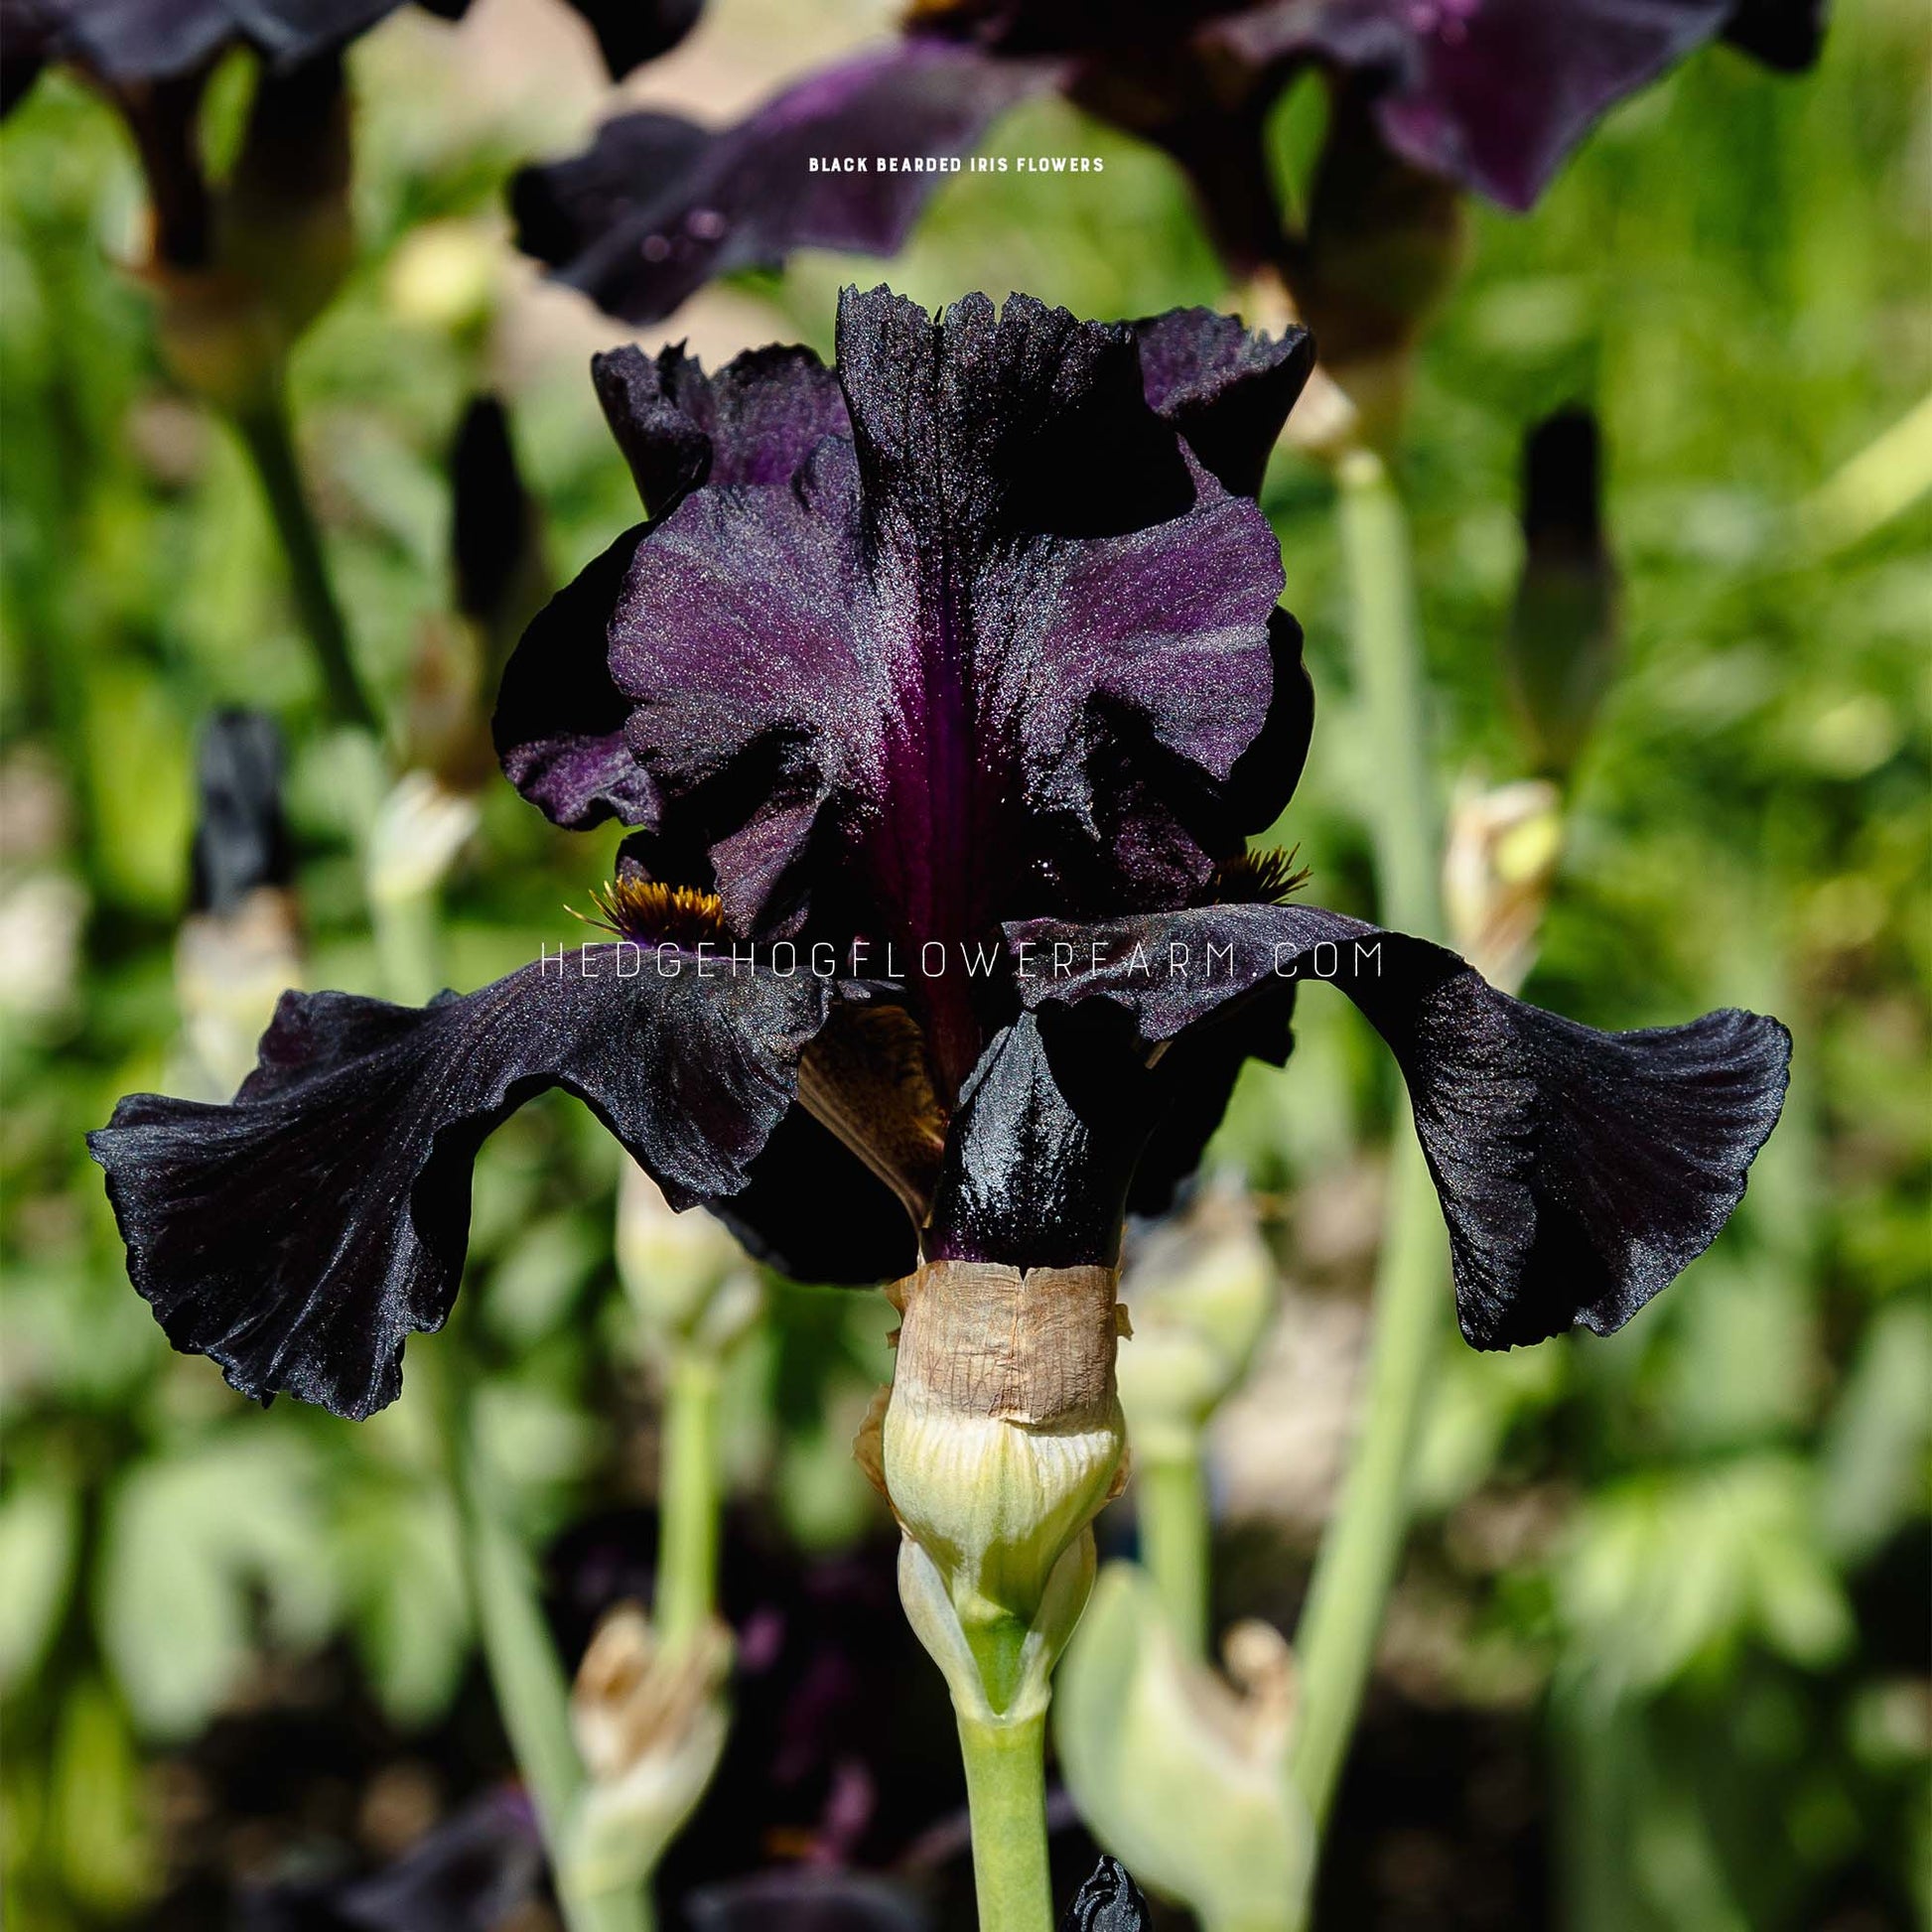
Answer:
[
  {"xmin": 424, "ymin": 1344, "xmax": 651, "ymax": 1932},
  {"xmin": 957, "ymin": 1712, "xmax": 1054, "ymax": 1932},
  {"xmin": 1138, "ymin": 1443, "xmax": 1211, "ymax": 1659},
  {"xmin": 653, "ymin": 1348, "xmax": 724, "ymax": 1658},
  {"xmin": 1286, "ymin": 448, "xmax": 1450, "ymax": 1852},
  {"xmin": 230, "ymin": 381, "xmax": 377, "ymax": 732},
  {"xmin": 369, "ymin": 878, "xmax": 443, "ymax": 1008}
]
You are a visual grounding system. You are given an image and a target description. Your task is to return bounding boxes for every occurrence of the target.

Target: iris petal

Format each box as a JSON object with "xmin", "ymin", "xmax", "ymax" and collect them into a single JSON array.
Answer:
[
  {"xmin": 88, "ymin": 945, "xmax": 832, "ymax": 1418},
  {"xmin": 588, "ymin": 290, "xmax": 1293, "ymax": 1085},
  {"xmin": 511, "ymin": 41, "xmax": 1060, "ymax": 326},
  {"xmin": 1011, "ymin": 901, "xmax": 1791, "ymax": 1346}
]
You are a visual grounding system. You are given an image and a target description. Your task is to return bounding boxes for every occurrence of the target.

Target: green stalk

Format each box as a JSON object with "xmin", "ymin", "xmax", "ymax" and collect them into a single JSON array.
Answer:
[
  {"xmin": 957, "ymin": 1713, "xmax": 1054, "ymax": 1932},
  {"xmin": 231, "ymin": 380, "xmax": 378, "ymax": 732},
  {"xmin": 653, "ymin": 1349, "xmax": 724, "ymax": 1658},
  {"xmin": 369, "ymin": 878, "xmax": 443, "ymax": 1007},
  {"xmin": 426, "ymin": 1345, "xmax": 651, "ymax": 1932},
  {"xmin": 1137, "ymin": 1445, "xmax": 1210, "ymax": 1659},
  {"xmin": 1285, "ymin": 448, "xmax": 1449, "ymax": 1852}
]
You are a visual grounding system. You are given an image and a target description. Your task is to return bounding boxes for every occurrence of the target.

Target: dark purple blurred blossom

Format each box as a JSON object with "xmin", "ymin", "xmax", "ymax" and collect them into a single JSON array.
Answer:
[
  {"xmin": 240, "ymin": 1787, "xmax": 544, "ymax": 1932},
  {"xmin": 682, "ymin": 1867, "xmax": 931, "ymax": 1931},
  {"xmin": 91, "ymin": 286, "xmax": 1787, "ymax": 1422},
  {"xmin": 0, "ymin": 0, "xmax": 699, "ymax": 271},
  {"xmin": 513, "ymin": 0, "xmax": 1826, "ymax": 327}
]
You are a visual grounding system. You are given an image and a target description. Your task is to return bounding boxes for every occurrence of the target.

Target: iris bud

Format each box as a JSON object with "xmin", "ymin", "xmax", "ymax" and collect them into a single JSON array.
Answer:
[
  {"xmin": 1055, "ymin": 1565, "xmax": 1311, "ymax": 1932},
  {"xmin": 865, "ymin": 1260, "xmax": 1128, "ymax": 1720},
  {"xmin": 1503, "ymin": 408, "xmax": 1618, "ymax": 777},
  {"xmin": 563, "ymin": 1601, "xmax": 731, "ymax": 1897},
  {"xmin": 1282, "ymin": 79, "xmax": 1466, "ymax": 455},
  {"xmin": 1442, "ymin": 778, "xmax": 1564, "ymax": 996},
  {"xmin": 150, "ymin": 56, "xmax": 354, "ymax": 415},
  {"xmin": 1114, "ymin": 1183, "xmax": 1276, "ymax": 1463},
  {"xmin": 617, "ymin": 1163, "xmax": 762, "ymax": 1354}
]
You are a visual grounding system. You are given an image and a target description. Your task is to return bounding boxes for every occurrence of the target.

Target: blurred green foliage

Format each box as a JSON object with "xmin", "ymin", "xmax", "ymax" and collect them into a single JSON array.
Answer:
[{"xmin": 1, "ymin": 1, "xmax": 1927, "ymax": 1927}]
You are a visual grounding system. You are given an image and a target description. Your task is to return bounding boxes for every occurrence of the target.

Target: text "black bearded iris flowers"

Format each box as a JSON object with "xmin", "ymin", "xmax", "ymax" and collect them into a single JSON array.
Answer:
[{"xmin": 91, "ymin": 285, "xmax": 1788, "ymax": 1432}]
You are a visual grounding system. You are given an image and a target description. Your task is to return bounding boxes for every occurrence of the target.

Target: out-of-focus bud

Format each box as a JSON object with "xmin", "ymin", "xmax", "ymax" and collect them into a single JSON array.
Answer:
[
  {"xmin": 150, "ymin": 55, "xmax": 353, "ymax": 415},
  {"xmin": 175, "ymin": 710, "xmax": 304, "ymax": 1096},
  {"xmin": 408, "ymin": 393, "xmax": 550, "ymax": 788},
  {"xmin": 861, "ymin": 1261, "xmax": 1128, "ymax": 1722},
  {"xmin": 386, "ymin": 218, "xmax": 501, "ymax": 335},
  {"xmin": 362, "ymin": 767, "xmax": 480, "ymax": 1005},
  {"xmin": 1503, "ymin": 407, "xmax": 1618, "ymax": 777},
  {"xmin": 1055, "ymin": 1565, "xmax": 1311, "ymax": 1932},
  {"xmin": 563, "ymin": 1601, "xmax": 731, "ymax": 1897},
  {"xmin": 1442, "ymin": 778, "xmax": 1564, "ymax": 996},
  {"xmin": 1115, "ymin": 1182, "xmax": 1276, "ymax": 1463},
  {"xmin": 1282, "ymin": 79, "xmax": 1466, "ymax": 456},
  {"xmin": 618, "ymin": 1161, "xmax": 762, "ymax": 1354}
]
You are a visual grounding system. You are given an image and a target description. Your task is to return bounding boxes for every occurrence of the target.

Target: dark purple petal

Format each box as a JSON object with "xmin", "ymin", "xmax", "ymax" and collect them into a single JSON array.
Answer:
[
  {"xmin": 493, "ymin": 527, "xmax": 657, "ymax": 831},
  {"xmin": 1060, "ymin": 1856, "xmax": 1153, "ymax": 1932},
  {"xmin": 591, "ymin": 340, "xmax": 848, "ymax": 517},
  {"xmin": 1011, "ymin": 901, "xmax": 1791, "ymax": 1348},
  {"xmin": 190, "ymin": 709, "xmax": 291, "ymax": 913},
  {"xmin": 1211, "ymin": 0, "xmax": 1795, "ymax": 211},
  {"xmin": 924, "ymin": 1012, "xmax": 1153, "ymax": 1268},
  {"xmin": 510, "ymin": 41, "xmax": 1059, "ymax": 326},
  {"xmin": 558, "ymin": 0, "xmax": 700, "ymax": 82},
  {"xmin": 1131, "ymin": 307, "xmax": 1312, "ymax": 498},
  {"xmin": 88, "ymin": 943, "xmax": 833, "ymax": 1418},
  {"xmin": 603, "ymin": 290, "xmax": 1288, "ymax": 1089},
  {"xmin": 336, "ymin": 1788, "xmax": 542, "ymax": 1932}
]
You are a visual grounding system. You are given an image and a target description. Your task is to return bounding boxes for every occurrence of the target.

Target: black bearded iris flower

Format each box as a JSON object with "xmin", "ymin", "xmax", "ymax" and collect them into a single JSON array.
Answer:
[
  {"xmin": 0, "ymin": 0, "xmax": 700, "ymax": 274},
  {"xmin": 90, "ymin": 286, "xmax": 1789, "ymax": 1422},
  {"xmin": 510, "ymin": 0, "xmax": 1825, "ymax": 329}
]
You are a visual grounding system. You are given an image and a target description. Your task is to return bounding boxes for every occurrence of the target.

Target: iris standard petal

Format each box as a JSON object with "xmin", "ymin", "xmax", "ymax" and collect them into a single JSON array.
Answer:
[
  {"xmin": 511, "ymin": 41, "xmax": 1060, "ymax": 326},
  {"xmin": 599, "ymin": 291, "xmax": 1294, "ymax": 1086},
  {"xmin": 493, "ymin": 526, "xmax": 655, "ymax": 831},
  {"xmin": 1010, "ymin": 901, "xmax": 1791, "ymax": 1348},
  {"xmin": 591, "ymin": 340, "xmax": 849, "ymax": 518},
  {"xmin": 88, "ymin": 943, "xmax": 834, "ymax": 1419},
  {"xmin": 1130, "ymin": 305, "xmax": 1313, "ymax": 499}
]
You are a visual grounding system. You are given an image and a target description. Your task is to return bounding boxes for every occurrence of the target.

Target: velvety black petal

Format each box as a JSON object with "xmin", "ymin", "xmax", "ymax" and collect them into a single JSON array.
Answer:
[
  {"xmin": 510, "ymin": 42, "xmax": 1058, "ymax": 326},
  {"xmin": 559, "ymin": 0, "xmax": 700, "ymax": 81},
  {"xmin": 1060, "ymin": 1856, "xmax": 1153, "ymax": 1932},
  {"xmin": 89, "ymin": 943, "xmax": 833, "ymax": 1418},
  {"xmin": 493, "ymin": 527, "xmax": 654, "ymax": 831},
  {"xmin": 190, "ymin": 708, "xmax": 291, "ymax": 913},
  {"xmin": 1130, "ymin": 306, "xmax": 1313, "ymax": 498},
  {"xmin": 603, "ymin": 289, "xmax": 1288, "ymax": 1090},
  {"xmin": 1011, "ymin": 902, "xmax": 1791, "ymax": 1347},
  {"xmin": 925, "ymin": 1012, "xmax": 1154, "ymax": 1268},
  {"xmin": 706, "ymin": 1103, "xmax": 917, "ymax": 1287}
]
